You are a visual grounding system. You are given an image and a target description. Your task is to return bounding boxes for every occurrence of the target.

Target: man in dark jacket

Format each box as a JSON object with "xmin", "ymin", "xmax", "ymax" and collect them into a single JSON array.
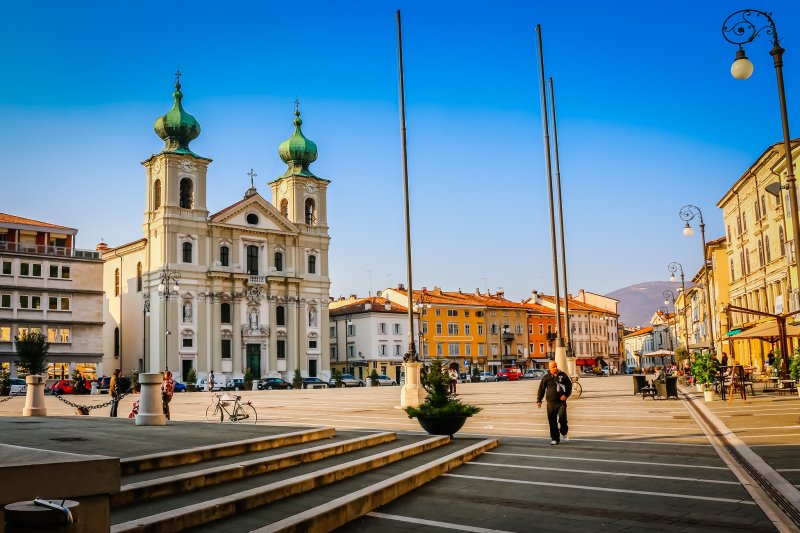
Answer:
[{"xmin": 537, "ymin": 361, "xmax": 572, "ymax": 445}]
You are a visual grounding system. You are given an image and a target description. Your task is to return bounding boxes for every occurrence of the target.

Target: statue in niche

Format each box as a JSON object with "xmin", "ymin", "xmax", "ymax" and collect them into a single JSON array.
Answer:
[
  {"xmin": 183, "ymin": 302, "xmax": 192, "ymax": 322},
  {"xmin": 249, "ymin": 309, "xmax": 259, "ymax": 330},
  {"xmin": 308, "ymin": 307, "xmax": 317, "ymax": 327}
]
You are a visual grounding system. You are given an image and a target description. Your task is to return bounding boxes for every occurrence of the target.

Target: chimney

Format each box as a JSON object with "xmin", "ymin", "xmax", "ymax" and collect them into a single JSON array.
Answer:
[
  {"xmin": 497, "ymin": 290, "xmax": 505, "ymax": 298},
  {"xmin": 385, "ymin": 302, "xmax": 391, "ymax": 311},
  {"xmin": 398, "ymin": 283, "xmax": 405, "ymax": 291},
  {"xmin": 96, "ymin": 241, "xmax": 108, "ymax": 252},
  {"xmin": 476, "ymin": 288, "xmax": 480, "ymax": 295},
  {"xmin": 365, "ymin": 302, "xmax": 372, "ymax": 310}
]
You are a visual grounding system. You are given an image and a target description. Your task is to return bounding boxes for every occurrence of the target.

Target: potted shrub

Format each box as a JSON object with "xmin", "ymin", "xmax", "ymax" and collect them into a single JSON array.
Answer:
[
  {"xmin": 470, "ymin": 365, "xmax": 480, "ymax": 383},
  {"xmin": 243, "ymin": 367, "xmax": 254, "ymax": 390},
  {"xmin": 693, "ymin": 352, "xmax": 716, "ymax": 401},
  {"xmin": 332, "ymin": 369, "xmax": 344, "ymax": 388},
  {"xmin": 185, "ymin": 368, "xmax": 197, "ymax": 392},
  {"xmin": 15, "ymin": 331, "xmax": 49, "ymax": 376},
  {"xmin": 292, "ymin": 369, "xmax": 303, "ymax": 390},
  {"xmin": 789, "ymin": 351, "xmax": 800, "ymax": 397},
  {"xmin": 369, "ymin": 369, "xmax": 380, "ymax": 387},
  {"xmin": 130, "ymin": 370, "xmax": 140, "ymax": 393},
  {"xmin": 404, "ymin": 358, "xmax": 481, "ymax": 437},
  {"xmin": 0, "ymin": 369, "xmax": 11, "ymax": 396}
]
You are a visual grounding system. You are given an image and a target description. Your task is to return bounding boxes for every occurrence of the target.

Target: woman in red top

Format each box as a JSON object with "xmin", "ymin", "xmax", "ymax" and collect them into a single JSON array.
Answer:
[{"xmin": 161, "ymin": 370, "xmax": 175, "ymax": 420}]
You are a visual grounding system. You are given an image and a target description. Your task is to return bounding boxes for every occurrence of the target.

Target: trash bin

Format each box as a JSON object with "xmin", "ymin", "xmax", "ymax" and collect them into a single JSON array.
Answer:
[{"xmin": 4, "ymin": 499, "xmax": 79, "ymax": 532}]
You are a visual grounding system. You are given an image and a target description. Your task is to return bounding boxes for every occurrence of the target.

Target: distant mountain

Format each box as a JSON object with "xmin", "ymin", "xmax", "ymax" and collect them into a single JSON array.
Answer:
[{"xmin": 606, "ymin": 281, "xmax": 690, "ymax": 327}]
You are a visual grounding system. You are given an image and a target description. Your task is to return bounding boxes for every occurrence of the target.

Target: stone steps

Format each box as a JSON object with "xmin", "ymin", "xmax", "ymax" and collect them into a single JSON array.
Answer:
[{"xmin": 110, "ymin": 425, "xmax": 497, "ymax": 533}]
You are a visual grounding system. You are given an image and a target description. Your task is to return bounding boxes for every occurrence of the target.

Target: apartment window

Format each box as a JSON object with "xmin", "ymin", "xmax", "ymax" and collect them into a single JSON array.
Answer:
[
  {"xmin": 742, "ymin": 212, "xmax": 748, "ymax": 232},
  {"xmin": 447, "ymin": 309, "xmax": 458, "ymax": 317},
  {"xmin": 491, "ymin": 311, "xmax": 497, "ymax": 317},
  {"xmin": 221, "ymin": 339, "xmax": 231, "ymax": 358},
  {"xmin": 727, "ymin": 225, "xmax": 731, "ymax": 241},
  {"xmin": 449, "ymin": 343, "xmax": 459, "ymax": 356},
  {"xmin": 347, "ymin": 323, "xmax": 355, "ymax": 336},
  {"xmin": 448, "ymin": 323, "xmax": 459, "ymax": 335},
  {"xmin": 435, "ymin": 323, "xmax": 442, "ymax": 335},
  {"xmin": 246, "ymin": 245, "xmax": 258, "ymax": 274},
  {"xmin": 393, "ymin": 323, "xmax": 400, "ymax": 335},
  {"xmin": 464, "ymin": 323, "xmax": 470, "ymax": 335},
  {"xmin": 755, "ymin": 198, "xmax": 762, "ymax": 219},
  {"xmin": 20, "ymin": 263, "xmax": 41, "ymax": 277},
  {"xmin": 48, "ymin": 297, "xmax": 58, "ymax": 310},
  {"xmin": 478, "ymin": 344, "xmax": 485, "ymax": 356},
  {"xmin": 765, "ymin": 235, "xmax": 771, "ymax": 262},
  {"xmin": 476, "ymin": 311, "xmax": 484, "ymax": 317},
  {"xmin": 308, "ymin": 255, "xmax": 316, "ymax": 274},
  {"xmin": 378, "ymin": 323, "xmax": 387, "ymax": 334},
  {"xmin": 17, "ymin": 327, "xmax": 42, "ymax": 339},
  {"xmin": 490, "ymin": 324, "xmax": 497, "ymax": 334},
  {"xmin": 761, "ymin": 194, "xmax": 767, "ymax": 217},
  {"xmin": 309, "ymin": 340, "xmax": 318, "ymax": 349},
  {"xmin": 435, "ymin": 309, "xmax": 441, "ymax": 316},
  {"xmin": 330, "ymin": 326, "xmax": 336, "ymax": 338},
  {"xmin": 182, "ymin": 338, "xmax": 193, "ymax": 348},
  {"xmin": 221, "ymin": 303, "xmax": 231, "ymax": 324},
  {"xmin": 394, "ymin": 344, "xmax": 402, "ymax": 356},
  {"xmin": 478, "ymin": 324, "xmax": 484, "ymax": 336},
  {"xmin": 746, "ymin": 250, "xmax": 751, "ymax": 274},
  {"xmin": 182, "ymin": 242, "xmax": 193, "ymax": 263},
  {"xmin": 277, "ymin": 340, "xmax": 286, "ymax": 359},
  {"xmin": 60, "ymin": 297, "xmax": 69, "ymax": 311},
  {"xmin": 529, "ymin": 343, "xmax": 534, "ymax": 353},
  {"xmin": 736, "ymin": 214, "xmax": 742, "ymax": 235},
  {"xmin": 274, "ymin": 251, "xmax": 283, "ymax": 271},
  {"xmin": 422, "ymin": 322, "xmax": 428, "ymax": 335},
  {"xmin": 516, "ymin": 324, "xmax": 523, "ymax": 334},
  {"xmin": 464, "ymin": 311, "xmax": 470, "ymax": 317},
  {"xmin": 380, "ymin": 344, "xmax": 387, "ymax": 356},
  {"xmin": 1, "ymin": 261, "xmax": 10, "ymax": 275},
  {"xmin": 0, "ymin": 326, "xmax": 10, "ymax": 342},
  {"xmin": 539, "ymin": 324, "xmax": 543, "ymax": 334},
  {"xmin": 115, "ymin": 268, "xmax": 120, "ymax": 296},
  {"xmin": 465, "ymin": 344, "xmax": 471, "ymax": 356},
  {"xmin": 136, "ymin": 262, "xmax": 142, "ymax": 292},
  {"xmin": 780, "ymin": 226, "xmax": 786, "ymax": 256},
  {"xmin": 436, "ymin": 343, "xmax": 443, "ymax": 356},
  {"xmin": 529, "ymin": 324, "xmax": 533, "ymax": 334},
  {"xmin": 758, "ymin": 239, "xmax": 765, "ymax": 267},
  {"xmin": 220, "ymin": 246, "xmax": 229, "ymax": 267},
  {"xmin": 1, "ymin": 294, "xmax": 10, "ymax": 308},
  {"xmin": 276, "ymin": 306, "xmax": 285, "ymax": 326},
  {"xmin": 491, "ymin": 344, "xmax": 498, "ymax": 355},
  {"xmin": 49, "ymin": 265, "xmax": 59, "ymax": 278}
]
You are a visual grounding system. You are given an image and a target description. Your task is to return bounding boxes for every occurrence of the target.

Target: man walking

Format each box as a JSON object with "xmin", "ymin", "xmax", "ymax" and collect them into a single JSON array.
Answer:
[
  {"xmin": 537, "ymin": 361, "xmax": 572, "ymax": 445},
  {"xmin": 109, "ymin": 369, "xmax": 121, "ymax": 417}
]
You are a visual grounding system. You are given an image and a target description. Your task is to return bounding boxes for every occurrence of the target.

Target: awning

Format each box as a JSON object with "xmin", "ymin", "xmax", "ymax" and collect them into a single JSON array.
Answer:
[
  {"xmin": 575, "ymin": 358, "xmax": 595, "ymax": 366},
  {"xmin": 488, "ymin": 361, "xmax": 502, "ymax": 366},
  {"xmin": 727, "ymin": 321, "xmax": 800, "ymax": 341},
  {"xmin": 532, "ymin": 358, "xmax": 551, "ymax": 363}
]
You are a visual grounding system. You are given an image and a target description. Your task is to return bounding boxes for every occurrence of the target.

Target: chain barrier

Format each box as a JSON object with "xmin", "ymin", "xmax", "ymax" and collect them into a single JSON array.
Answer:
[
  {"xmin": 48, "ymin": 386, "xmax": 135, "ymax": 412},
  {"xmin": 0, "ymin": 387, "xmax": 27, "ymax": 403}
]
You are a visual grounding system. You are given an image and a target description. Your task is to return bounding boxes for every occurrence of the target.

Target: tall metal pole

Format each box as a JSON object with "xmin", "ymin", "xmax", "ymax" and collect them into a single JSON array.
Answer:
[
  {"xmin": 668, "ymin": 262, "xmax": 690, "ymax": 357},
  {"xmin": 680, "ymin": 205, "xmax": 715, "ymax": 356},
  {"xmin": 723, "ymin": 9, "xmax": 798, "ymax": 377},
  {"xmin": 535, "ymin": 25, "xmax": 567, "ymax": 374},
  {"xmin": 548, "ymin": 77, "xmax": 572, "ymax": 355},
  {"xmin": 396, "ymin": 10, "xmax": 416, "ymax": 363}
]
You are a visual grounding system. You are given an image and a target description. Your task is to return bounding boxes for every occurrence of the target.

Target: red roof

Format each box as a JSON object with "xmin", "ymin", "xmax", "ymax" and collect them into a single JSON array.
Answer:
[{"xmin": 0, "ymin": 213, "xmax": 75, "ymax": 231}]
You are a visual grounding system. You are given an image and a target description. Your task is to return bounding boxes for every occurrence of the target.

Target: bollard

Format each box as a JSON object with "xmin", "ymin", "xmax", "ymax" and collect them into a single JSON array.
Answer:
[
  {"xmin": 90, "ymin": 381, "xmax": 98, "ymax": 395},
  {"xmin": 400, "ymin": 361, "xmax": 425, "ymax": 408},
  {"xmin": 23, "ymin": 375, "xmax": 47, "ymax": 417},
  {"xmin": 5, "ymin": 499, "xmax": 79, "ymax": 532},
  {"xmin": 135, "ymin": 373, "xmax": 166, "ymax": 426}
]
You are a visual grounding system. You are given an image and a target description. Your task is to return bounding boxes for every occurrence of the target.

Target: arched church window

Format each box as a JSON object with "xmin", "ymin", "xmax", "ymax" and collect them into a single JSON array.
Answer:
[
  {"xmin": 183, "ymin": 242, "xmax": 193, "ymax": 263},
  {"xmin": 274, "ymin": 251, "xmax": 283, "ymax": 272},
  {"xmin": 276, "ymin": 306, "xmax": 285, "ymax": 326},
  {"xmin": 280, "ymin": 199, "xmax": 288, "ymax": 217},
  {"xmin": 136, "ymin": 262, "xmax": 142, "ymax": 292},
  {"xmin": 179, "ymin": 178, "xmax": 194, "ymax": 209},
  {"xmin": 153, "ymin": 179, "xmax": 161, "ymax": 210},
  {"xmin": 305, "ymin": 199, "xmax": 316, "ymax": 225},
  {"xmin": 114, "ymin": 327, "xmax": 120, "ymax": 358},
  {"xmin": 308, "ymin": 255, "xmax": 316, "ymax": 274},
  {"xmin": 247, "ymin": 245, "xmax": 259, "ymax": 275},
  {"xmin": 220, "ymin": 246, "xmax": 229, "ymax": 267}
]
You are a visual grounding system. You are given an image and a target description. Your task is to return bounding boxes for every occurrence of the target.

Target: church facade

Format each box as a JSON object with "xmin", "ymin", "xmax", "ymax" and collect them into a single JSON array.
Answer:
[{"xmin": 101, "ymin": 81, "xmax": 331, "ymax": 384}]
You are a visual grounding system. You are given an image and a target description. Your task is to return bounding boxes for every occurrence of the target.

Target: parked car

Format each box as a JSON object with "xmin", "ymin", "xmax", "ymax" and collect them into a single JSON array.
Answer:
[
  {"xmin": 173, "ymin": 381, "xmax": 187, "ymax": 392},
  {"xmin": 328, "ymin": 373, "xmax": 364, "ymax": 387},
  {"xmin": 258, "ymin": 377, "xmax": 293, "ymax": 390},
  {"xmin": 302, "ymin": 377, "xmax": 328, "ymax": 389},
  {"xmin": 50, "ymin": 379, "xmax": 74, "ymax": 395},
  {"xmin": 370, "ymin": 374, "xmax": 397, "ymax": 386},
  {"xmin": 223, "ymin": 378, "xmax": 246, "ymax": 391},
  {"xmin": 523, "ymin": 369, "xmax": 546, "ymax": 380},
  {"xmin": 479, "ymin": 372, "xmax": 497, "ymax": 382},
  {"xmin": 458, "ymin": 372, "xmax": 471, "ymax": 384},
  {"xmin": 496, "ymin": 369, "xmax": 521, "ymax": 381},
  {"xmin": 97, "ymin": 376, "xmax": 132, "ymax": 394},
  {"xmin": 9, "ymin": 378, "xmax": 26, "ymax": 395},
  {"xmin": 196, "ymin": 378, "xmax": 224, "ymax": 392}
]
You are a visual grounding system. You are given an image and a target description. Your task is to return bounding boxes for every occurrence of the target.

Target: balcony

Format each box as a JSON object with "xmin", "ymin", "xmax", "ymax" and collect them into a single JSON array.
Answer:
[
  {"xmin": 0, "ymin": 242, "xmax": 99, "ymax": 259},
  {"xmin": 502, "ymin": 331, "xmax": 516, "ymax": 342},
  {"xmin": 248, "ymin": 275, "xmax": 266, "ymax": 285}
]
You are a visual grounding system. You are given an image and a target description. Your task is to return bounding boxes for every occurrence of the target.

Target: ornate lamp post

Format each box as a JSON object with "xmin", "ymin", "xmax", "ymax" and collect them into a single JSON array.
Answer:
[
  {"xmin": 723, "ymin": 9, "xmax": 800, "ymax": 332},
  {"xmin": 414, "ymin": 290, "xmax": 431, "ymax": 364},
  {"xmin": 663, "ymin": 291, "xmax": 679, "ymax": 365},
  {"xmin": 679, "ymin": 205, "xmax": 716, "ymax": 355},
  {"xmin": 668, "ymin": 262, "xmax": 691, "ymax": 356},
  {"xmin": 157, "ymin": 266, "xmax": 180, "ymax": 372}
]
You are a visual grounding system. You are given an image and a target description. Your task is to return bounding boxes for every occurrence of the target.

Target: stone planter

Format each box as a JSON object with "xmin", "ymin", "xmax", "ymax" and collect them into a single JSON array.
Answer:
[
  {"xmin": 187, "ymin": 384, "xmax": 196, "ymax": 392},
  {"xmin": 703, "ymin": 389, "xmax": 715, "ymax": 402},
  {"xmin": 696, "ymin": 383, "xmax": 705, "ymax": 393},
  {"xmin": 243, "ymin": 382, "xmax": 253, "ymax": 391},
  {"xmin": 415, "ymin": 415, "xmax": 467, "ymax": 438}
]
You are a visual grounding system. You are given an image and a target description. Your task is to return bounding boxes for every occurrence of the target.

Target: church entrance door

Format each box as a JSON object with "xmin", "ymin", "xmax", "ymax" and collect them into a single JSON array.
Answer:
[
  {"xmin": 246, "ymin": 344, "xmax": 261, "ymax": 378},
  {"xmin": 308, "ymin": 359, "xmax": 317, "ymax": 377}
]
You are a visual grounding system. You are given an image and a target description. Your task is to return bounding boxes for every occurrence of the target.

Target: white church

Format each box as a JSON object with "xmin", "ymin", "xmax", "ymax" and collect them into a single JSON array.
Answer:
[{"xmin": 100, "ymin": 80, "xmax": 331, "ymax": 384}]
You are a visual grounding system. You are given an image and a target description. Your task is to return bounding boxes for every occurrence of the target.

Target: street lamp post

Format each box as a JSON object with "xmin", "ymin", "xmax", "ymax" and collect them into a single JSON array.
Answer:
[
  {"xmin": 668, "ymin": 262, "xmax": 691, "ymax": 357},
  {"xmin": 157, "ymin": 265, "xmax": 180, "ymax": 372},
  {"xmin": 679, "ymin": 205, "xmax": 716, "ymax": 356},
  {"xmin": 663, "ymin": 291, "xmax": 678, "ymax": 364},
  {"xmin": 723, "ymin": 9, "xmax": 798, "ymax": 375},
  {"xmin": 414, "ymin": 290, "xmax": 430, "ymax": 365}
]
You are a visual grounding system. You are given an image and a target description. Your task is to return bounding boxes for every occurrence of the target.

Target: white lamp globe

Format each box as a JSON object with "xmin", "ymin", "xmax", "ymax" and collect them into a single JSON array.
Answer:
[
  {"xmin": 670, "ymin": 274, "xmax": 676, "ymax": 283},
  {"xmin": 683, "ymin": 223, "xmax": 694, "ymax": 237},
  {"xmin": 731, "ymin": 49, "xmax": 754, "ymax": 80}
]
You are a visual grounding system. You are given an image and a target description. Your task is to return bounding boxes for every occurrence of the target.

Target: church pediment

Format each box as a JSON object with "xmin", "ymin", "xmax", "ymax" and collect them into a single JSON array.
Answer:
[{"xmin": 209, "ymin": 193, "xmax": 298, "ymax": 233}]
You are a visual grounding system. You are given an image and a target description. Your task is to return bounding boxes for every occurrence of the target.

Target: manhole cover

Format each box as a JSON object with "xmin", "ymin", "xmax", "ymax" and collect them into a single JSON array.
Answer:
[{"xmin": 49, "ymin": 437, "xmax": 88, "ymax": 442}]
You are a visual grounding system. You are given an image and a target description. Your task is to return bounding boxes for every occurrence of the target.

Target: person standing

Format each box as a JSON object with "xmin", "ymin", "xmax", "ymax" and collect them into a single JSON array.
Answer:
[
  {"xmin": 208, "ymin": 370, "xmax": 215, "ymax": 392},
  {"xmin": 109, "ymin": 369, "xmax": 121, "ymax": 417},
  {"xmin": 448, "ymin": 366, "xmax": 458, "ymax": 394},
  {"xmin": 536, "ymin": 361, "xmax": 572, "ymax": 445},
  {"xmin": 162, "ymin": 370, "xmax": 175, "ymax": 420}
]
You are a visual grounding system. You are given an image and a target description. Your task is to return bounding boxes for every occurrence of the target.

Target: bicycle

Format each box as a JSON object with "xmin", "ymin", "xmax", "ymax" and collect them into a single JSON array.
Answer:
[
  {"xmin": 570, "ymin": 375, "xmax": 582, "ymax": 397},
  {"xmin": 205, "ymin": 394, "xmax": 257, "ymax": 424}
]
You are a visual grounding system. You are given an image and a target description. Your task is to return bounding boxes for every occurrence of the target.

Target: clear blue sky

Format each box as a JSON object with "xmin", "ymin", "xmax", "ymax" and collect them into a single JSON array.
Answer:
[{"xmin": 2, "ymin": 1, "xmax": 798, "ymax": 301}]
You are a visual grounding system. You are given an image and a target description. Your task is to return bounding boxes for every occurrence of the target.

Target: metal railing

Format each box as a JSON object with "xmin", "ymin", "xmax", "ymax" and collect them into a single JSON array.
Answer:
[{"xmin": 0, "ymin": 242, "xmax": 99, "ymax": 259}]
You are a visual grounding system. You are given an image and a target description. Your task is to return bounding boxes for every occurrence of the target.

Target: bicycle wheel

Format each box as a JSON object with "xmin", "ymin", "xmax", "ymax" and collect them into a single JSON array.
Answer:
[
  {"xmin": 572, "ymin": 382, "xmax": 582, "ymax": 397},
  {"xmin": 206, "ymin": 403, "xmax": 223, "ymax": 422},
  {"xmin": 233, "ymin": 403, "xmax": 257, "ymax": 425}
]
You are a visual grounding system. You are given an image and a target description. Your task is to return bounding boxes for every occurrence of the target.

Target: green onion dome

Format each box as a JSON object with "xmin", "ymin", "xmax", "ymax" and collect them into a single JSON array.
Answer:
[
  {"xmin": 278, "ymin": 108, "xmax": 317, "ymax": 176},
  {"xmin": 154, "ymin": 81, "xmax": 201, "ymax": 154}
]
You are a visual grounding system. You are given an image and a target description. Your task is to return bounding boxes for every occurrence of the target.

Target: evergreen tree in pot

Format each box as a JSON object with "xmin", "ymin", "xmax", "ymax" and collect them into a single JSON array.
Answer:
[
  {"xmin": 789, "ymin": 351, "xmax": 800, "ymax": 396},
  {"xmin": 186, "ymin": 368, "xmax": 197, "ymax": 392},
  {"xmin": 404, "ymin": 358, "xmax": 481, "ymax": 437},
  {"xmin": 332, "ymin": 368, "xmax": 344, "ymax": 387},
  {"xmin": 14, "ymin": 331, "xmax": 49, "ymax": 376},
  {"xmin": 243, "ymin": 367, "xmax": 255, "ymax": 390},
  {"xmin": 369, "ymin": 369, "xmax": 380, "ymax": 387},
  {"xmin": 292, "ymin": 369, "xmax": 303, "ymax": 389}
]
